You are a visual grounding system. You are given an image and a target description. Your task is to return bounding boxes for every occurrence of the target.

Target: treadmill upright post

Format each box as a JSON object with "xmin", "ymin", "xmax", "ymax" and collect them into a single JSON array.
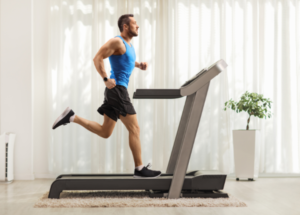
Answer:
[
  {"xmin": 166, "ymin": 90, "xmax": 197, "ymax": 174},
  {"xmin": 167, "ymin": 83, "xmax": 210, "ymax": 199}
]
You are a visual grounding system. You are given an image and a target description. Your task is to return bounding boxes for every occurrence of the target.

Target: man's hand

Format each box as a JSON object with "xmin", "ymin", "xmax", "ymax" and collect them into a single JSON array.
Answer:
[
  {"xmin": 139, "ymin": 62, "xmax": 148, "ymax": 70},
  {"xmin": 105, "ymin": 79, "xmax": 116, "ymax": 89}
]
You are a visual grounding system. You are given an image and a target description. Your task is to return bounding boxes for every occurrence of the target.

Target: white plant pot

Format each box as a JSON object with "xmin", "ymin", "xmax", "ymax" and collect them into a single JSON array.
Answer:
[{"xmin": 233, "ymin": 130, "xmax": 260, "ymax": 181}]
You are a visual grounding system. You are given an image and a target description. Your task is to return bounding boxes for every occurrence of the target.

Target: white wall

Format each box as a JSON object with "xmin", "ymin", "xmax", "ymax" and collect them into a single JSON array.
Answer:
[{"xmin": 0, "ymin": 0, "xmax": 33, "ymax": 180}]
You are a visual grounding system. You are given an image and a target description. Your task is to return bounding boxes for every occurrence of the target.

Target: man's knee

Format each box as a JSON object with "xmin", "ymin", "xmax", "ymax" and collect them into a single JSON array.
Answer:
[
  {"xmin": 98, "ymin": 126, "xmax": 114, "ymax": 139},
  {"xmin": 128, "ymin": 125, "xmax": 140, "ymax": 135},
  {"xmin": 100, "ymin": 115, "xmax": 116, "ymax": 139},
  {"xmin": 99, "ymin": 131, "xmax": 112, "ymax": 139}
]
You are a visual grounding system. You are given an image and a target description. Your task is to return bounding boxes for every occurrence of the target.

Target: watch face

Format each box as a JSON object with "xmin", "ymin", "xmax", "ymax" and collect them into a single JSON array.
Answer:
[{"xmin": 104, "ymin": 77, "xmax": 108, "ymax": 81}]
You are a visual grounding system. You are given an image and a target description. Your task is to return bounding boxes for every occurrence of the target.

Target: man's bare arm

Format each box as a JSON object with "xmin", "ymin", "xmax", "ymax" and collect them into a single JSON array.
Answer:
[
  {"xmin": 93, "ymin": 38, "xmax": 122, "ymax": 88},
  {"xmin": 135, "ymin": 61, "xmax": 140, "ymax": 69},
  {"xmin": 93, "ymin": 38, "xmax": 122, "ymax": 78}
]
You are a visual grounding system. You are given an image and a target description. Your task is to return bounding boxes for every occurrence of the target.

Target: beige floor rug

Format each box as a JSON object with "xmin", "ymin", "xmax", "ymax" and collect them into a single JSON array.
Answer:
[{"xmin": 34, "ymin": 190, "xmax": 247, "ymax": 208}]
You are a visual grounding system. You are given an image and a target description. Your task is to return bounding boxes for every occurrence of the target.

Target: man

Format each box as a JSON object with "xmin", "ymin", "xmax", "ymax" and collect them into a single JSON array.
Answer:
[{"xmin": 52, "ymin": 14, "xmax": 161, "ymax": 178}]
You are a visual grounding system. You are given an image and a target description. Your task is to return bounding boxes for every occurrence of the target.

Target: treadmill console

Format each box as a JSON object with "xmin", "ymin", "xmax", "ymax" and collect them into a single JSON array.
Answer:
[{"xmin": 181, "ymin": 68, "xmax": 208, "ymax": 87}]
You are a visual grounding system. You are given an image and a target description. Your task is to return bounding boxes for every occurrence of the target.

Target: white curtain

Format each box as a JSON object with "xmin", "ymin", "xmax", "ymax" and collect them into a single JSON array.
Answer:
[{"xmin": 46, "ymin": 0, "xmax": 300, "ymax": 175}]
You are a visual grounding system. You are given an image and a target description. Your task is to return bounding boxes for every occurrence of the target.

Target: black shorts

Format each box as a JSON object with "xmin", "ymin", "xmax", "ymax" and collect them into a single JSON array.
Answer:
[{"xmin": 97, "ymin": 85, "xmax": 136, "ymax": 122}]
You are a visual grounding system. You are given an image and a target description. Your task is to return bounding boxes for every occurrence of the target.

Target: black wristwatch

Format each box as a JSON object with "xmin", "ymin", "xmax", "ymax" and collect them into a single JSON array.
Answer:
[{"xmin": 103, "ymin": 77, "xmax": 108, "ymax": 82}]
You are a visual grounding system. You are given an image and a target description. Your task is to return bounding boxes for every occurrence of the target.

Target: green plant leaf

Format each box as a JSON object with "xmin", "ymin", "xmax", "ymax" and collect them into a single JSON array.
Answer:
[{"xmin": 224, "ymin": 91, "xmax": 273, "ymax": 126}]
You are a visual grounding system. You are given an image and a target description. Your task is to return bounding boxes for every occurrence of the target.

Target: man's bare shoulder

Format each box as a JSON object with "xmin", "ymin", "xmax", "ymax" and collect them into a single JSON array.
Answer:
[{"xmin": 107, "ymin": 37, "xmax": 123, "ymax": 49}]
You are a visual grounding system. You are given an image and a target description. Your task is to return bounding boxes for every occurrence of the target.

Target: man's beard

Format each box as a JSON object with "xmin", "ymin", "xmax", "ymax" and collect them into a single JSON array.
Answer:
[{"xmin": 128, "ymin": 28, "xmax": 138, "ymax": 37}]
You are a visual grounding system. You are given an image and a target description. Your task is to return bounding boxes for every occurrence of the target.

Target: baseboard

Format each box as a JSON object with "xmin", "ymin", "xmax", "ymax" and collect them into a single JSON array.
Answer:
[
  {"xmin": 34, "ymin": 173, "xmax": 58, "ymax": 179},
  {"xmin": 11, "ymin": 173, "xmax": 58, "ymax": 180},
  {"xmin": 14, "ymin": 173, "xmax": 35, "ymax": 180},
  {"xmin": 12, "ymin": 173, "xmax": 300, "ymax": 180},
  {"xmin": 227, "ymin": 173, "xmax": 300, "ymax": 178}
]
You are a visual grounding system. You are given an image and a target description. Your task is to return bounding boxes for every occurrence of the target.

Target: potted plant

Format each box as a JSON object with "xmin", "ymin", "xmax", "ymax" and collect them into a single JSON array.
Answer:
[{"xmin": 224, "ymin": 91, "xmax": 272, "ymax": 181}]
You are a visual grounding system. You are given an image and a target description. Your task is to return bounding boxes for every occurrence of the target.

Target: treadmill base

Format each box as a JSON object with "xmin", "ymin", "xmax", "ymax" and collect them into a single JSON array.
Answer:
[{"xmin": 149, "ymin": 190, "xmax": 229, "ymax": 198}]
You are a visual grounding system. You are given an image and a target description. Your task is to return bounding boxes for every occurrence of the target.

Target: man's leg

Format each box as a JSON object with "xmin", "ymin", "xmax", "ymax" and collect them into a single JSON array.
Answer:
[
  {"xmin": 119, "ymin": 114, "xmax": 142, "ymax": 167},
  {"xmin": 73, "ymin": 114, "xmax": 117, "ymax": 138}
]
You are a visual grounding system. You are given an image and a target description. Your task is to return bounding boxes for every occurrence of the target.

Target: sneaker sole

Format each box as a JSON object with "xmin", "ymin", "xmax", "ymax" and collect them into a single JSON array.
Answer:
[
  {"xmin": 133, "ymin": 173, "xmax": 162, "ymax": 178},
  {"xmin": 52, "ymin": 107, "xmax": 71, "ymax": 129}
]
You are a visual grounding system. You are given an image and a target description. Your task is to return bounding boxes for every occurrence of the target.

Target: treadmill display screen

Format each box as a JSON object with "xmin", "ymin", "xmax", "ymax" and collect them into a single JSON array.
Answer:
[{"xmin": 181, "ymin": 68, "xmax": 208, "ymax": 87}]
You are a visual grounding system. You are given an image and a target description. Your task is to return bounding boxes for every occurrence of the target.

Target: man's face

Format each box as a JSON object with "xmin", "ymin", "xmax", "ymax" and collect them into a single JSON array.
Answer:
[{"xmin": 126, "ymin": 17, "xmax": 139, "ymax": 37}]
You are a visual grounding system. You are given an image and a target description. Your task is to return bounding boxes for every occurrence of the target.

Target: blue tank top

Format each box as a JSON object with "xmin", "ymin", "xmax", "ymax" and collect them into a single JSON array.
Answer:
[{"xmin": 109, "ymin": 35, "xmax": 136, "ymax": 88}]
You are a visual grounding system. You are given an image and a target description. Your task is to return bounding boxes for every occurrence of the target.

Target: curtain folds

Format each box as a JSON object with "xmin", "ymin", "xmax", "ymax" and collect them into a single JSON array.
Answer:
[{"xmin": 47, "ymin": 0, "xmax": 300, "ymax": 175}]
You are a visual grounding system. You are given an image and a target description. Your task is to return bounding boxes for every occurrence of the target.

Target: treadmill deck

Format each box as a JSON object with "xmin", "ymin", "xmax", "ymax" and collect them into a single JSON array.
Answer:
[{"xmin": 48, "ymin": 171, "xmax": 227, "ymax": 199}]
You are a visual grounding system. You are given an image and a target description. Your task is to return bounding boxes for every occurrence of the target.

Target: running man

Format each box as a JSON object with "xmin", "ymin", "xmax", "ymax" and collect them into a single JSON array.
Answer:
[{"xmin": 52, "ymin": 14, "xmax": 161, "ymax": 178}]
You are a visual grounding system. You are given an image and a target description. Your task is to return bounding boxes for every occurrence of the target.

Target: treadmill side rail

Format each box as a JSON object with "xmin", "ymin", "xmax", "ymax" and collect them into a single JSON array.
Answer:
[
  {"xmin": 191, "ymin": 174, "xmax": 227, "ymax": 190},
  {"xmin": 149, "ymin": 190, "xmax": 228, "ymax": 198},
  {"xmin": 55, "ymin": 170, "xmax": 198, "ymax": 179},
  {"xmin": 48, "ymin": 180, "xmax": 66, "ymax": 199}
]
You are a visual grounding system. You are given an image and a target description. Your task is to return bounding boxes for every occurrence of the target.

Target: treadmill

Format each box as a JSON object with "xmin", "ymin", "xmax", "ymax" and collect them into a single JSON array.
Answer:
[{"xmin": 48, "ymin": 59, "xmax": 228, "ymax": 199}]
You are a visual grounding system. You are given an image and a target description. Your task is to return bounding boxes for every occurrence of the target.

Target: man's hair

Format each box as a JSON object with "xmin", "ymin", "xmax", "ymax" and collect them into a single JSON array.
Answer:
[{"xmin": 118, "ymin": 14, "xmax": 134, "ymax": 32}]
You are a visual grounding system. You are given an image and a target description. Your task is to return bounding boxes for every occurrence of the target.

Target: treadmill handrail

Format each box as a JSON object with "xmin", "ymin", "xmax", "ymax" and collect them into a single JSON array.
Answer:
[{"xmin": 133, "ymin": 89, "xmax": 182, "ymax": 99}]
